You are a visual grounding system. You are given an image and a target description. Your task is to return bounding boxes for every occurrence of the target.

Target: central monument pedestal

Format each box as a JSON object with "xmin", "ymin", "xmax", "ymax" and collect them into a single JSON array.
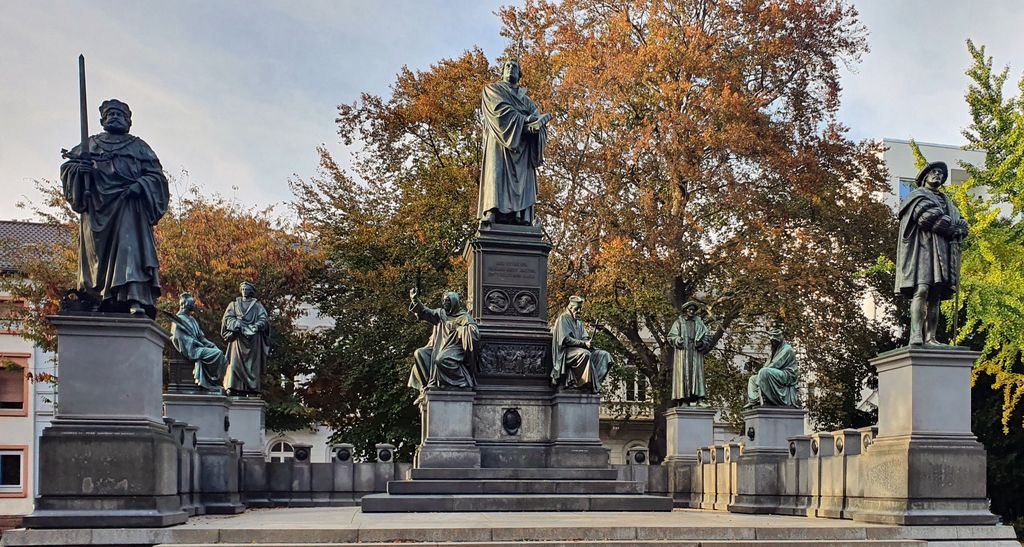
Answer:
[
  {"xmin": 362, "ymin": 224, "xmax": 670, "ymax": 512},
  {"xmin": 24, "ymin": 315, "xmax": 188, "ymax": 528}
]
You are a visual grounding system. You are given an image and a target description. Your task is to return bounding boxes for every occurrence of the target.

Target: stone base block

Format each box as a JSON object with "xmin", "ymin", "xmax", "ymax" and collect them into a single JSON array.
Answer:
[
  {"xmin": 416, "ymin": 442, "xmax": 481, "ymax": 468},
  {"xmin": 741, "ymin": 406, "xmax": 807, "ymax": 455},
  {"xmin": 547, "ymin": 444, "xmax": 610, "ymax": 468},
  {"xmin": 240, "ymin": 456, "xmax": 270, "ymax": 507},
  {"xmin": 24, "ymin": 421, "xmax": 188, "ymax": 528},
  {"xmin": 728, "ymin": 453, "xmax": 785, "ymax": 514},
  {"xmin": 228, "ymin": 397, "xmax": 266, "ymax": 458},
  {"xmin": 416, "ymin": 390, "xmax": 481, "ymax": 468},
  {"xmin": 196, "ymin": 441, "xmax": 244, "ymax": 514},
  {"xmin": 664, "ymin": 406, "xmax": 716, "ymax": 464},
  {"xmin": 852, "ymin": 435, "xmax": 999, "ymax": 525}
]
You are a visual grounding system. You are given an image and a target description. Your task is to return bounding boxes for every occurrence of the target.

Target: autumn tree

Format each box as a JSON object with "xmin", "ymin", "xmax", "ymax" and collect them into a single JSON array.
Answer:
[
  {"xmin": 501, "ymin": 0, "xmax": 896, "ymax": 459},
  {"xmin": 295, "ymin": 0, "xmax": 897, "ymax": 462},
  {"xmin": 0, "ymin": 180, "xmax": 321, "ymax": 432}
]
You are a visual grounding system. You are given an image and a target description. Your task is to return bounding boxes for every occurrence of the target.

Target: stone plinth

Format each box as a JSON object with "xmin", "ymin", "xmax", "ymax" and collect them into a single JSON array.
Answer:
[
  {"xmin": 664, "ymin": 406, "xmax": 716, "ymax": 464},
  {"xmin": 24, "ymin": 314, "xmax": 188, "ymax": 528},
  {"xmin": 464, "ymin": 224, "xmax": 553, "ymax": 387},
  {"xmin": 549, "ymin": 392, "xmax": 609, "ymax": 468},
  {"xmin": 164, "ymin": 393, "xmax": 231, "ymax": 443},
  {"xmin": 741, "ymin": 406, "xmax": 807, "ymax": 456},
  {"xmin": 228, "ymin": 396, "xmax": 266, "ymax": 458},
  {"xmin": 729, "ymin": 406, "xmax": 807, "ymax": 514},
  {"xmin": 164, "ymin": 393, "xmax": 244, "ymax": 515},
  {"xmin": 852, "ymin": 347, "xmax": 999, "ymax": 525},
  {"xmin": 777, "ymin": 435, "xmax": 811, "ymax": 516},
  {"xmin": 416, "ymin": 389, "xmax": 481, "ymax": 468}
]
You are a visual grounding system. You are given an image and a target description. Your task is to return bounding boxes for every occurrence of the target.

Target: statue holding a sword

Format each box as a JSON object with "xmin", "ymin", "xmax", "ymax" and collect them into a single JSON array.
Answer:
[{"xmin": 60, "ymin": 55, "xmax": 169, "ymax": 317}]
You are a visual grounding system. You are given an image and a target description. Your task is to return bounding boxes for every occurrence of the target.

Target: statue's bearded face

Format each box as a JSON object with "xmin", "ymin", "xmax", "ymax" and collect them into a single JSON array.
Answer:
[
  {"xmin": 180, "ymin": 296, "xmax": 195, "ymax": 312},
  {"xmin": 240, "ymin": 284, "xmax": 255, "ymax": 298},
  {"xmin": 101, "ymin": 109, "xmax": 131, "ymax": 135},
  {"xmin": 568, "ymin": 302, "xmax": 582, "ymax": 319},
  {"xmin": 684, "ymin": 305, "xmax": 697, "ymax": 318},
  {"xmin": 502, "ymin": 62, "xmax": 521, "ymax": 85},
  {"xmin": 924, "ymin": 168, "xmax": 944, "ymax": 188}
]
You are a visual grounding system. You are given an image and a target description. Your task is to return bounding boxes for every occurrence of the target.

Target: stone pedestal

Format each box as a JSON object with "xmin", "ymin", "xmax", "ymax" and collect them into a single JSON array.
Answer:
[
  {"xmin": 730, "ymin": 406, "xmax": 807, "ymax": 514},
  {"xmin": 415, "ymin": 390, "xmax": 481, "ymax": 468},
  {"xmin": 664, "ymin": 406, "xmax": 716, "ymax": 464},
  {"xmin": 465, "ymin": 224, "xmax": 553, "ymax": 387},
  {"xmin": 229, "ymin": 396, "xmax": 267, "ymax": 458},
  {"xmin": 549, "ymin": 392, "xmax": 609, "ymax": 468},
  {"xmin": 164, "ymin": 393, "xmax": 244, "ymax": 515},
  {"xmin": 852, "ymin": 347, "xmax": 999, "ymax": 525},
  {"xmin": 24, "ymin": 314, "xmax": 188, "ymax": 528}
]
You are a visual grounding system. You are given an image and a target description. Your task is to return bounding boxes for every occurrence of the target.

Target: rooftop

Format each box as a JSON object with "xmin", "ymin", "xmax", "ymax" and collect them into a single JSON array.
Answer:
[{"xmin": 0, "ymin": 220, "xmax": 68, "ymax": 273}]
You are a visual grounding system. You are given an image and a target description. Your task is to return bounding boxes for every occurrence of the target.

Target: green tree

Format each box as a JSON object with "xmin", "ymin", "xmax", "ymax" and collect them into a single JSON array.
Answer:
[
  {"xmin": 290, "ymin": 51, "xmax": 494, "ymax": 460},
  {"xmin": 947, "ymin": 41, "xmax": 1024, "ymax": 432}
]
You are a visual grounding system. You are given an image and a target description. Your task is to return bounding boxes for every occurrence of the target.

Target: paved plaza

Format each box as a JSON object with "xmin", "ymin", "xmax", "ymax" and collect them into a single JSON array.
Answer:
[{"xmin": 2, "ymin": 507, "xmax": 1018, "ymax": 546}]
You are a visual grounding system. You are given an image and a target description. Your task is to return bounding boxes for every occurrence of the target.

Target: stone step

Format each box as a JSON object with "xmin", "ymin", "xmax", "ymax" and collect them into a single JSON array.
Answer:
[
  {"xmin": 163, "ymin": 541, "xmax": 925, "ymax": 547},
  {"xmin": 359, "ymin": 493, "xmax": 674, "ymax": 512},
  {"xmin": 387, "ymin": 479, "xmax": 644, "ymax": 495},
  {"xmin": 410, "ymin": 467, "xmax": 620, "ymax": 480}
]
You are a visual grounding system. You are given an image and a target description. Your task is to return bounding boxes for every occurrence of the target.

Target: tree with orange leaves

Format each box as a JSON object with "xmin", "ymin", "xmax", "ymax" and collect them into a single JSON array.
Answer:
[
  {"xmin": 0, "ymin": 180, "xmax": 322, "ymax": 432},
  {"xmin": 297, "ymin": 1, "xmax": 897, "ymax": 461}
]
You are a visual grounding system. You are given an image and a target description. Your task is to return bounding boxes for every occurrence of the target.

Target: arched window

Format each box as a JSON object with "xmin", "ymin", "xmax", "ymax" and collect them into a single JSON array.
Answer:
[{"xmin": 268, "ymin": 440, "xmax": 294, "ymax": 463}]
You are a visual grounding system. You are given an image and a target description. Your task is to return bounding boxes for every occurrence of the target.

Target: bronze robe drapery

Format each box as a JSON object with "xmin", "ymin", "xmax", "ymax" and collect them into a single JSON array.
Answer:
[
  {"xmin": 221, "ymin": 297, "xmax": 270, "ymax": 394},
  {"xmin": 747, "ymin": 342, "xmax": 800, "ymax": 407},
  {"xmin": 478, "ymin": 80, "xmax": 546, "ymax": 218},
  {"xmin": 551, "ymin": 311, "xmax": 611, "ymax": 393},
  {"xmin": 169, "ymin": 312, "xmax": 226, "ymax": 391},
  {"xmin": 408, "ymin": 302, "xmax": 478, "ymax": 390},
  {"xmin": 60, "ymin": 133, "xmax": 168, "ymax": 307},
  {"xmin": 668, "ymin": 316, "xmax": 711, "ymax": 402},
  {"xmin": 895, "ymin": 187, "xmax": 964, "ymax": 300}
]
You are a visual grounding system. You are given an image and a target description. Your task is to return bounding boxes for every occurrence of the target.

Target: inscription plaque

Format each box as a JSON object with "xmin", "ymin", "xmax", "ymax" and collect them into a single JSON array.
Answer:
[{"xmin": 483, "ymin": 255, "xmax": 541, "ymax": 285}]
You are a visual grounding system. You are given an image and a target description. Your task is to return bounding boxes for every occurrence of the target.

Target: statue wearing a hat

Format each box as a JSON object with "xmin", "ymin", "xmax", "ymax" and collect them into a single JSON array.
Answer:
[
  {"xmin": 745, "ymin": 329, "xmax": 800, "ymax": 408},
  {"xmin": 668, "ymin": 300, "xmax": 724, "ymax": 406},
  {"xmin": 59, "ymin": 99, "xmax": 169, "ymax": 316},
  {"xmin": 221, "ymin": 281, "xmax": 270, "ymax": 396},
  {"xmin": 895, "ymin": 161, "xmax": 968, "ymax": 346}
]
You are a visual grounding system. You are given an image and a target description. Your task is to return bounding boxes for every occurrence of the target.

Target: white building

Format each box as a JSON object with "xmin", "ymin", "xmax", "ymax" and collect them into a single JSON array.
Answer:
[{"xmin": 0, "ymin": 221, "xmax": 61, "ymax": 529}]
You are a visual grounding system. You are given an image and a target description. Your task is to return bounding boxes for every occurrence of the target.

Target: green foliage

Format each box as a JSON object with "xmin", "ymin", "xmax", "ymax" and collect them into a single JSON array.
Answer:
[
  {"xmin": 291, "ymin": 50, "xmax": 493, "ymax": 460},
  {"xmin": 948, "ymin": 41, "xmax": 1024, "ymax": 431}
]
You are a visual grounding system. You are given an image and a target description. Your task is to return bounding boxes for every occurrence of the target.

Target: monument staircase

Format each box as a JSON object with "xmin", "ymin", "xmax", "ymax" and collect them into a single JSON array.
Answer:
[{"xmin": 362, "ymin": 466, "xmax": 672, "ymax": 512}]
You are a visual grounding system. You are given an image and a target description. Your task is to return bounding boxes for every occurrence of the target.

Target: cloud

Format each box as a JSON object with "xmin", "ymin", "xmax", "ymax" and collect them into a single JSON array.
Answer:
[
  {"xmin": 0, "ymin": 0, "xmax": 506, "ymax": 220},
  {"xmin": 839, "ymin": 0, "xmax": 1024, "ymax": 146}
]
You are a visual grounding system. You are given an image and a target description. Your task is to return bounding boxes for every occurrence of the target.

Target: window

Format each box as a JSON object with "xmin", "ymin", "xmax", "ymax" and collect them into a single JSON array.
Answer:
[
  {"xmin": 0, "ymin": 354, "xmax": 28, "ymax": 416},
  {"xmin": 268, "ymin": 441, "xmax": 294, "ymax": 463},
  {"xmin": 623, "ymin": 374, "xmax": 648, "ymax": 402},
  {"xmin": 898, "ymin": 177, "xmax": 915, "ymax": 201},
  {"xmin": 0, "ymin": 447, "xmax": 25, "ymax": 497}
]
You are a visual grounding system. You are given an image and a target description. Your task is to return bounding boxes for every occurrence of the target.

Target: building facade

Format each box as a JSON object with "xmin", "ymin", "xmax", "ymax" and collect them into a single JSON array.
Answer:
[{"xmin": 0, "ymin": 221, "xmax": 62, "ymax": 528}]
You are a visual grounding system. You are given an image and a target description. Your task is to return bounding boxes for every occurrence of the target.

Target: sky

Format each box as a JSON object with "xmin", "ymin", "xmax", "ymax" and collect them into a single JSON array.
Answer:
[{"xmin": 1, "ymin": 0, "xmax": 1023, "ymax": 220}]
